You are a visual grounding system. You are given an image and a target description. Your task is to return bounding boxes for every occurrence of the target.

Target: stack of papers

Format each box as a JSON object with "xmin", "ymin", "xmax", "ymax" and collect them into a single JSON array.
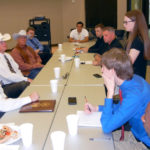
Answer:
[
  {"xmin": 77, "ymin": 111, "xmax": 102, "ymax": 127},
  {"xmin": 80, "ymin": 61, "xmax": 93, "ymax": 65}
]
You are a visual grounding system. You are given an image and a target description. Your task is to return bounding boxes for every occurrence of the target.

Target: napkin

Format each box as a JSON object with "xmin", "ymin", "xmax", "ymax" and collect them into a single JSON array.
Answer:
[{"xmin": 0, "ymin": 145, "xmax": 20, "ymax": 150}]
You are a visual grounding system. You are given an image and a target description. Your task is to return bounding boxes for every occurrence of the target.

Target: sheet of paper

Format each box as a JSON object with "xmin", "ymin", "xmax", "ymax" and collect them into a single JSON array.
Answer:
[
  {"xmin": 80, "ymin": 61, "xmax": 93, "ymax": 65},
  {"xmin": 85, "ymin": 61, "xmax": 93, "ymax": 64},
  {"xmin": 77, "ymin": 111, "xmax": 102, "ymax": 127}
]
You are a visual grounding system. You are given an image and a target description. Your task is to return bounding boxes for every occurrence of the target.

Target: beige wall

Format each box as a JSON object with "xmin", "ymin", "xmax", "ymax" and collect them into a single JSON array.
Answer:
[
  {"xmin": 0, "ymin": 0, "xmax": 126, "ymax": 48},
  {"xmin": 0, "ymin": 0, "xmax": 63, "ymax": 48},
  {"xmin": 117, "ymin": 0, "xmax": 127, "ymax": 29},
  {"xmin": 62, "ymin": 0, "xmax": 85, "ymax": 42}
]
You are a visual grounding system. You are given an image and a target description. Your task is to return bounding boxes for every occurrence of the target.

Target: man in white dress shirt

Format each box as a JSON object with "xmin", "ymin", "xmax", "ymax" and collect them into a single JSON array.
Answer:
[
  {"xmin": 69, "ymin": 21, "xmax": 89, "ymax": 43},
  {"xmin": 0, "ymin": 33, "xmax": 32, "ymax": 98},
  {"xmin": 0, "ymin": 85, "xmax": 39, "ymax": 112},
  {"xmin": 0, "ymin": 84, "xmax": 39, "ymax": 118}
]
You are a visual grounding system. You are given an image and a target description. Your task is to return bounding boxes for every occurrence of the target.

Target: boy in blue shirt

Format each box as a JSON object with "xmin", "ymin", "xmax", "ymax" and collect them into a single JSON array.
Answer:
[{"xmin": 85, "ymin": 48, "xmax": 150, "ymax": 149}]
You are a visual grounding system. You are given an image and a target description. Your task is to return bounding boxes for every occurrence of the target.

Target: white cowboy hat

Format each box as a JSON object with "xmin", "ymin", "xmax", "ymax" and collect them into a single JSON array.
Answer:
[
  {"xmin": 13, "ymin": 30, "xmax": 29, "ymax": 40},
  {"xmin": 0, "ymin": 33, "xmax": 11, "ymax": 41}
]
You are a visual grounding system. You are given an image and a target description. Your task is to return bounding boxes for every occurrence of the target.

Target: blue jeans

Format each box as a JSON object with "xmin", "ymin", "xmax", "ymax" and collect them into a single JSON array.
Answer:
[{"xmin": 28, "ymin": 68, "xmax": 42, "ymax": 79}]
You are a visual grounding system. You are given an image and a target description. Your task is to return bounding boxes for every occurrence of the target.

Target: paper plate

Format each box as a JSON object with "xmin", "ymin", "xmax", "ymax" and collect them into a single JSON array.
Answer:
[{"xmin": 0, "ymin": 125, "xmax": 21, "ymax": 145}]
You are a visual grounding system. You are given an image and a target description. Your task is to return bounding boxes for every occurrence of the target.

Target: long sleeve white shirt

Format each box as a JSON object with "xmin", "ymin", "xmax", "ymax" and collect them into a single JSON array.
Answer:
[
  {"xmin": 0, "ymin": 53, "xmax": 27, "ymax": 85},
  {"xmin": 0, "ymin": 85, "xmax": 31, "ymax": 112}
]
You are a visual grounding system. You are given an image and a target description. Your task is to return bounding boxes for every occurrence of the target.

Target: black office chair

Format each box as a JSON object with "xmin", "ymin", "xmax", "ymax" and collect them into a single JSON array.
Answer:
[
  {"xmin": 29, "ymin": 17, "xmax": 52, "ymax": 64},
  {"xmin": 115, "ymin": 30, "xmax": 125, "ymax": 40},
  {"xmin": 88, "ymin": 28, "xmax": 96, "ymax": 40},
  {"xmin": 115, "ymin": 29, "xmax": 127, "ymax": 49}
]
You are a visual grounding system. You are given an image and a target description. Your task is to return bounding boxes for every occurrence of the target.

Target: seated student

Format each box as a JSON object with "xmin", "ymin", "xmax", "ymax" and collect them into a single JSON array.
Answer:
[
  {"xmin": 26, "ymin": 26, "xmax": 51, "ymax": 65},
  {"xmin": 0, "ymin": 85, "xmax": 39, "ymax": 112},
  {"xmin": 93, "ymin": 27, "xmax": 122, "ymax": 66},
  {"xmin": 69, "ymin": 21, "xmax": 89, "ymax": 43},
  {"xmin": 81, "ymin": 24, "xmax": 106, "ymax": 53},
  {"xmin": 11, "ymin": 30, "xmax": 44, "ymax": 80},
  {"xmin": 0, "ymin": 33, "xmax": 31, "ymax": 98},
  {"xmin": 85, "ymin": 48, "xmax": 150, "ymax": 149}
]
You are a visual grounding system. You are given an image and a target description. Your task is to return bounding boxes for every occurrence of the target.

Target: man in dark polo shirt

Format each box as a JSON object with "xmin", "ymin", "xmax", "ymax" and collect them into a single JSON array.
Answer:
[
  {"xmin": 81, "ymin": 24, "xmax": 106, "ymax": 53},
  {"xmin": 93, "ymin": 27, "xmax": 122, "ymax": 65}
]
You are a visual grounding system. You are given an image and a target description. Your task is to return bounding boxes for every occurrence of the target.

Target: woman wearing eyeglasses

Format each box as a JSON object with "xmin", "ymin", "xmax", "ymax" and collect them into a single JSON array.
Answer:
[{"xmin": 123, "ymin": 10, "xmax": 150, "ymax": 79}]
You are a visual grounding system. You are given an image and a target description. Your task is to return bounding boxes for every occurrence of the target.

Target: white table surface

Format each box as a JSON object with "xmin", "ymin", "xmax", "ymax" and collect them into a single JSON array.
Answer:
[
  {"xmin": 0, "ymin": 41, "xmax": 114, "ymax": 150},
  {"xmin": 43, "ymin": 86, "xmax": 114, "ymax": 150}
]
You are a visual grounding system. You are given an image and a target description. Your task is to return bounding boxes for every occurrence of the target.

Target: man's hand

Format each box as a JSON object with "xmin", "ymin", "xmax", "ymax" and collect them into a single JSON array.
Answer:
[
  {"xmin": 102, "ymin": 70, "xmax": 115, "ymax": 99},
  {"xmin": 84, "ymin": 103, "xmax": 98, "ymax": 114},
  {"xmin": 95, "ymin": 54, "xmax": 101, "ymax": 62},
  {"xmin": 35, "ymin": 63, "xmax": 44, "ymax": 68},
  {"xmin": 81, "ymin": 47, "xmax": 89, "ymax": 53},
  {"xmin": 35, "ymin": 49, "xmax": 40, "ymax": 54},
  {"xmin": 92, "ymin": 54, "xmax": 101, "ymax": 66},
  {"xmin": 69, "ymin": 38, "xmax": 76, "ymax": 42},
  {"xmin": 92, "ymin": 60, "xmax": 100, "ymax": 66},
  {"xmin": 27, "ymin": 78, "xmax": 32, "ymax": 83},
  {"xmin": 30, "ymin": 92, "xmax": 39, "ymax": 102}
]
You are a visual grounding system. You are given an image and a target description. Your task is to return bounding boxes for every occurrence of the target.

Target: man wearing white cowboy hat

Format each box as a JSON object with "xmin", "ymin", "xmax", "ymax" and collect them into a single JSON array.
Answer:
[
  {"xmin": 11, "ymin": 30, "xmax": 43, "ymax": 79},
  {"xmin": 0, "ymin": 33, "xmax": 32, "ymax": 98}
]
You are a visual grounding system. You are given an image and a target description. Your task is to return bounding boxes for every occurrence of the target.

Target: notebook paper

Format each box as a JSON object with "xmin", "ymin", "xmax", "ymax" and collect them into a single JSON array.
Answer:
[{"xmin": 77, "ymin": 111, "xmax": 102, "ymax": 127}]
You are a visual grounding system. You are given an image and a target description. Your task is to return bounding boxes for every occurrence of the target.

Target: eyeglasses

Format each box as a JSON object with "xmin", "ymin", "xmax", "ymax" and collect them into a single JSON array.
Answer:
[{"xmin": 123, "ymin": 20, "xmax": 135, "ymax": 25}]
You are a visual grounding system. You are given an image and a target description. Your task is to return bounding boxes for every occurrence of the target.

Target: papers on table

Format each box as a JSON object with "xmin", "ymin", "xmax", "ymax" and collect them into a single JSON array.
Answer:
[
  {"xmin": 77, "ymin": 111, "xmax": 102, "ymax": 127},
  {"xmin": 0, "ymin": 124, "xmax": 21, "ymax": 145},
  {"xmin": 58, "ymin": 56, "xmax": 72, "ymax": 62},
  {"xmin": 80, "ymin": 61, "xmax": 93, "ymax": 65}
]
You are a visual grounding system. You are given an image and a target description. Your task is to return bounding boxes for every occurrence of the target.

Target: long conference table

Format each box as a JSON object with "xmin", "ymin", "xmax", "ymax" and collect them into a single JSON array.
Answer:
[{"xmin": 0, "ymin": 41, "xmax": 114, "ymax": 150}]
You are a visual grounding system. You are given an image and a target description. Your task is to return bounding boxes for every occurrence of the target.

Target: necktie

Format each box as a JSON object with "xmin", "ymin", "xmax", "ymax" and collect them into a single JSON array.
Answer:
[
  {"xmin": 119, "ymin": 89, "xmax": 124, "ymax": 141},
  {"xmin": 4, "ymin": 55, "xmax": 16, "ymax": 73},
  {"xmin": 30, "ymin": 39, "xmax": 39, "ymax": 49}
]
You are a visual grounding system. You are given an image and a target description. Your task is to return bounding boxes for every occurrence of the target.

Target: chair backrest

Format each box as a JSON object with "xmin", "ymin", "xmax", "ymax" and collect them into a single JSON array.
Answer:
[
  {"xmin": 115, "ymin": 30, "xmax": 125, "ymax": 40},
  {"xmin": 115, "ymin": 30, "xmax": 128, "ymax": 49},
  {"xmin": 29, "ymin": 17, "xmax": 51, "ymax": 53}
]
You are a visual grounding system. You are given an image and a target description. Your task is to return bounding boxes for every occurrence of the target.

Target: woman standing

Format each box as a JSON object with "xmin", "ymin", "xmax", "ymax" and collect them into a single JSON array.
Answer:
[{"xmin": 123, "ymin": 10, "xmax": 150, "ymax": 79}]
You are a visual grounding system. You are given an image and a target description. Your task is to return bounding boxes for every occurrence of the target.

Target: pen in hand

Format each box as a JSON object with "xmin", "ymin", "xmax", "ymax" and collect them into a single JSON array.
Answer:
[{"xmin": 85, "ymin": 96, "xmax": 91, "ymax": 112}]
